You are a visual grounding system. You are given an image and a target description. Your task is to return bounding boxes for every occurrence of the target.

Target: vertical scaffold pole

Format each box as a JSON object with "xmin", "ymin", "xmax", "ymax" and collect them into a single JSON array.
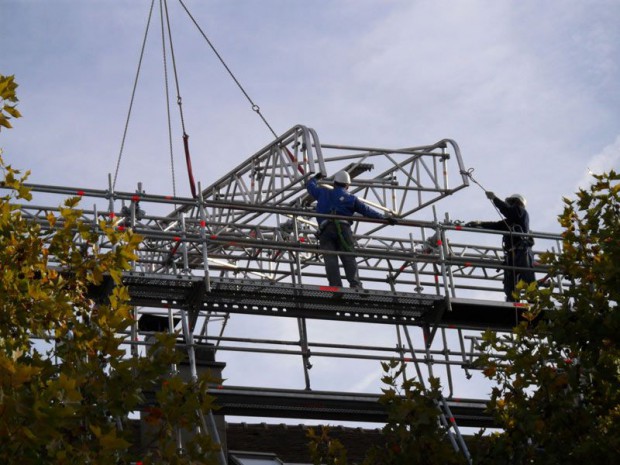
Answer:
[
  {"xmin": 292, "ymin": 212, "xmax": 312, "ymax": 389},
  {"xmin": 292, "ymin": 212, "xmax": 304, "ymax": 285},
  {"xmin": 409, "ymin": 233, "xmax": 423, "ymax": 293},
  {"xmin": 107, "ymin": 173, "xmax": 115, "ymax": 219},
  {"xmin": 179, "ymin": 213, "xmax": 190, "ymax": 274},
  {"xmin": 457, "ymin": 329, "xmax": 473, "ymax": 380},
  {"xmin": 441, "ymin": 328, "xmax": 455, "ymax": 398},
  {"xmin": 130, "ymin": 182, "xmax": 141, "ymax": 358},
  {"xmin": 433, "ymin": 211, "xmax": 453, "ymax": 313},
  {"xmin": 401, "ymin": 325, "xmax": 426, "ymax": 387},
  {"xmin": 180, "ymin": 307, "xmax": 227, "ymax": 465},
  {"xmin": 443, "ymin": 213, "xmax": 457, "ymax": 298},
  {"xmin": 168, "ymin": 305, "xmax": 178, "ymax": 375},
  {"xmin": 395, "ymin": 324, "xmax": 408, "ymax": 376},
  {"xmin": 198, "ymin": 183, "xmax": 211, "ymax": 292},
  {"xmin": 297, "ymin": 317, "xmax": 312, "ymax": 390},
  {"xmin": 436, "ymin": 395, "xmax": 473, "ymax": 465}
]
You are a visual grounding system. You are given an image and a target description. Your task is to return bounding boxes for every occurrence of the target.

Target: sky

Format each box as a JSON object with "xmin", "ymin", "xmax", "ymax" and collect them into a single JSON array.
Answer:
[{"xmin": 2, "ymin": 0, "xmax": 620, "ymax": 427}]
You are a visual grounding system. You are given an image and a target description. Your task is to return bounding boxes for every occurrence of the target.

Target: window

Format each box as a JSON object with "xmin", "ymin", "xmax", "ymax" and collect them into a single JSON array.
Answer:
[{"xmin": 229, "ymin": 451, "xmax": 284, "ymax": 465}]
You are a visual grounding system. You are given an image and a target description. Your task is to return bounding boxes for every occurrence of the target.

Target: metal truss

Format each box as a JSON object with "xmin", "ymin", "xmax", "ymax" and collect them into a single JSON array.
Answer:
[{"xmin": 172, "ymin": 124, "xmax": 469, "ymax": 221}]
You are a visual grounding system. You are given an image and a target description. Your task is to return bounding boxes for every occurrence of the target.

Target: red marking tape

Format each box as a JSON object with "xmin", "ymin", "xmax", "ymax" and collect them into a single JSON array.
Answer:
[{"xmin": 319, "ymin": 286, "xmax": 341, "ymax": 292}]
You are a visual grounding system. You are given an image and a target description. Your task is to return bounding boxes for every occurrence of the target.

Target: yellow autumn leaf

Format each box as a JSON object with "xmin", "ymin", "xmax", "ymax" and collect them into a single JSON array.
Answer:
[
  {"xmin": 9, "ymin": 363, "xmax": 42, "ymax": 387},
  {"xmin": 99, "ymin": 429, "xmax": 131, "ymax": 450},
  {"xmin": 20, "ymin": 426, "xmax": 37, "ymax": 440},
  {"xmin": 46, "ymin": 211, "xmax": 57, "ymax": 227},
  {"xmin": 0, "ymin": 354, "xmax": 17, "ymax": 375},
  {"xmin": 28, "ymin": 283, "xmax": 48, "ymax": 301},
  {"xmin": 89, "ymin": 424, "xmax": 102, "ymax": 438},
  {"xmin": 4, "ymin": 106, "xmax": 21, "ymax": 118},
  {"xmin": 57, "ymin": 373, "xmax": 83, "ymax": 402},
  {"xmin": 0, "ymin": 117, "xmax": 12, "ymax": 129},
  {"xmin": 63, "ymin": 196, "xmax": 82, "ymax": 208}
]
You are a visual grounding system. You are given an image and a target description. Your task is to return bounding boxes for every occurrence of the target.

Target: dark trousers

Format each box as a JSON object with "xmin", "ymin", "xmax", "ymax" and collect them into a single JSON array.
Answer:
[
  {"xmin": 318, "ymin": 222, "xmax": 361, "ymax": 288},
  {"xmin": 504, "ymin": 246, "xmax": 536, "ymax": 301}
]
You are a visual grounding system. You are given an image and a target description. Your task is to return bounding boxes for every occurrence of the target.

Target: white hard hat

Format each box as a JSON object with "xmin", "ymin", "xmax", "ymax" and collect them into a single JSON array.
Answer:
[
  {"xmin": 334, "ymin": 171, "xmax": 351, "ymax": 185},
  {"xmin": 507, "ymin": 193, "xmax": 527, "ymax": 207}
]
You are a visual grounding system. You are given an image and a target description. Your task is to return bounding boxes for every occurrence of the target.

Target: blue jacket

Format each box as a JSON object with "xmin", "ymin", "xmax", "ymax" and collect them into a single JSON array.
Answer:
[{"xmin": 306, "ymin": 177, "xmax": 385, "ymax": 223}]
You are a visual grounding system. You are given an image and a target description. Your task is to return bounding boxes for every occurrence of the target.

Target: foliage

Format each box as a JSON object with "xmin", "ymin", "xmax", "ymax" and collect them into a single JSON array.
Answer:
[
  {"xmin": 0, "ymin": 87, "xmax": 220, "ymax": 463},
  {"xmin": 363, "ymin": 360, "xmax": 466, "ymax": 465},
  {"xmin": 307, "ymin": 360, "xmax": 466, "ymax": 465},
  {"xmin": 476, "ymin": 171, "xmax": 620, "ymax": 464},
  {"xmin": 0, "ymin": 74, "xmax": 22, "ymax": 130},
  {"xmin": 307, "ymin": 426, "xmax": 349, "ymax": 465}
]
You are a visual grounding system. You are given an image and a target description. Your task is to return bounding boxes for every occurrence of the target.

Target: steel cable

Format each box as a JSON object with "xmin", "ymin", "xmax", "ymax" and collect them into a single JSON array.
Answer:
[
  {"xmin": 164, "ymin": 0, "xmax": 197, "ymax": 198},
  {"xmin": 160, "ymin": 0, "xmax": 177, "ymax": 198},
  {"xmin": 177, "ymin": 0, "xmax": 279, "ymax": 139},
  {"xmin": 112, "ymin": 0, "xmax": 156, "ymax": 191}
]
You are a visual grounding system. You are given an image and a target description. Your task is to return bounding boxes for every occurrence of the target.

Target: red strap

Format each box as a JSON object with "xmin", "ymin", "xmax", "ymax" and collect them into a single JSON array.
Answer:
[
  {"xmin": 183, "ymin": 133, "xmax": 198, "ymax": 198},
  {"xmin": 285, "ymin": 147, "xmax": 305, "ymax": 175}
]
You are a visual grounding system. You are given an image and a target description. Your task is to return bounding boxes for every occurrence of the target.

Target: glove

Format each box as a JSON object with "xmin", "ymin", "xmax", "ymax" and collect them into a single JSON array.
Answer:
[
  {"xmin": 385, "ymin": 215, "xmax": 398, "ymax": 225},
  {"xmin": 313, "ymin": 172, "xmax": 324, "ymax": 180},
  {"xmin": 485, "ymin": 191, "xmax": 495, "ymax": 200}
]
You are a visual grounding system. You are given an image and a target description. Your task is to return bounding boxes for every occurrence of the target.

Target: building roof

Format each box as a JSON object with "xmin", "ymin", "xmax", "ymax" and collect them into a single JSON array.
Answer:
[{"xmin": 225, "ymin": 422, "xmax": 385, "ymax": 464}]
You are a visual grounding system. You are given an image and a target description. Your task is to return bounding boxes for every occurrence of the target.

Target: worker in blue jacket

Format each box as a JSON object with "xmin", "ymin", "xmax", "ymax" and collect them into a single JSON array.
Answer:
[
  {"xmin": 467, "ymin": 192, "xmax": 535, "ymax": 301},
  {"xmin": 307, "ymin": 170, "xmax": 397, "ymax": 289}
]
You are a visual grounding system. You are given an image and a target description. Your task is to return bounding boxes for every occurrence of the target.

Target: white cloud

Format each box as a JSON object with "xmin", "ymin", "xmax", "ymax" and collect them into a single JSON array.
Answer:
[{"xmin": 575, "ymin": 135, "xmax": 620, "ymax": 190}]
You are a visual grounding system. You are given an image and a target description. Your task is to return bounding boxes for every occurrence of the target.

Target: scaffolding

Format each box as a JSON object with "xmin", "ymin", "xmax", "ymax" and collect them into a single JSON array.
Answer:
[{"xmin": 10, "ymin": 125, "xmax": 566, "ymax": 462}]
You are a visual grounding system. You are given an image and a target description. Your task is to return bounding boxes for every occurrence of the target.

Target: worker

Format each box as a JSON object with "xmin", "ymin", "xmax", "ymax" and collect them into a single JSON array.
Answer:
[
  {"xmin": 306, "ymin": 170, "xmax": 397, "ymax": 289},
  {"xmin": 467, "ymin": 192, "xmax": 535, "ymax": 301}
]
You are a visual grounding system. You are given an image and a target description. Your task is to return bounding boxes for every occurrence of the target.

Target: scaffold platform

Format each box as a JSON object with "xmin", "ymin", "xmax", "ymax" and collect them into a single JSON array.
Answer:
[{"xmin": 124, "ymin": 273, "xmax": 530, "ymax": 331}]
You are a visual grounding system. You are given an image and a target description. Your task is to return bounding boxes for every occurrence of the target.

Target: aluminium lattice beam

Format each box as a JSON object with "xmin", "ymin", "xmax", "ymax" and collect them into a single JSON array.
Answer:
[{"xmin": 169, "ymin": 124, "xmax": 469, "ymax": 233}]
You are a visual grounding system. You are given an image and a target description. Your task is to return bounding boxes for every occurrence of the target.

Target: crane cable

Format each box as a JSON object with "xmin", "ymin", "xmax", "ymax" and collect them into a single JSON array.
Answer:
[
  {"xmin": 177, "ymin": 0, "xmax": 306, "ymax": 176},
  {"xmin": 112, "ymin": 0, "xmax": 197, "ymax": 198},
  {"xmin": 115, "ymin": 0, "xmax": 305, "ymax": 195},
  {"xmin": 177, "ymin": 0, "xmax": 278, "ymax": 139},
  {"xmin": 112, "ymin": 0, "xmax": 156, "ymax": 192},
  {"xmin": 162, "ymin": 0, "xmax": 197, "ymax": 198},
  {"xmin": 160, "ymin": 0, "xmax": 177, "ymax": 198}
]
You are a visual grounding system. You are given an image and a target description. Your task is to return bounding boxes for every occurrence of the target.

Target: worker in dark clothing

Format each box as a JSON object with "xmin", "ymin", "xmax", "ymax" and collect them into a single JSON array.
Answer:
[
  {"xmin": 467, "ymin": 192, "xmax": 535, "ymax": 301},
  {"xmin": 307, "ymin": 170, "xmax": 397, "ymax": 288}
]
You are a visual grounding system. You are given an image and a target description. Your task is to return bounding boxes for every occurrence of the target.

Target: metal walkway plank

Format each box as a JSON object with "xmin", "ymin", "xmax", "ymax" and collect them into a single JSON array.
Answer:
[{"xmin": 122, "ymin": 273, "xmax": 527, "ymax": 330}]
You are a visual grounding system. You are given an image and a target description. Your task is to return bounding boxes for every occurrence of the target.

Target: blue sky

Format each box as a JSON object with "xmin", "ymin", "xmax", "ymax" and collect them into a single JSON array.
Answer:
[
  {"xmin": 2, "ymin": 0, "xmax": 619, "ymax": 422},
  {"xmin": 3, "ymin": 0, "xmax": 619, "ymax": 231}
]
